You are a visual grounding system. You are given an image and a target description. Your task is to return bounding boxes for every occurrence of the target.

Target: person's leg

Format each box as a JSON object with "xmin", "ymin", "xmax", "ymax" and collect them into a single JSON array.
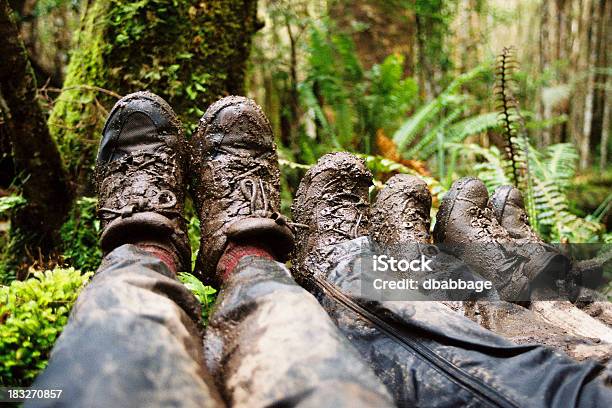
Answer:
[
  {"xmin": 29, "ymin": 92, "xmax": 223, "ymax": 407},
  {"xmin": 205, "ymin": 248, "xmax": 393, "ymax": 407},
  {"xmin": 291, "ymin": 153, "xmax": 612, "ymax": 408},
  {"xmin": 189, "ymin": 98, "xmax": 393, "ymax": 407},
  {"xmin": 30, "ymin": 245, "xmax": 223, "ymax": 408}
]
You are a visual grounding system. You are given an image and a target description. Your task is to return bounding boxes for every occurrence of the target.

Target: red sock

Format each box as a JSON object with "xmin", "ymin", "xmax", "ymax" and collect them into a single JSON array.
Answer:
[
  {"xmin": 136, "ymin": 244, "xmax": 178, "ymax": 275},
  {"xmin": 217, "ymin": 241, "xmax": 274, "ymax": 281}
]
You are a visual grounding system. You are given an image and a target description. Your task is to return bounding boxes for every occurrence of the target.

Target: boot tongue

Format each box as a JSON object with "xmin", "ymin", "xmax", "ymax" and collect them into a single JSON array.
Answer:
[{"xmin": 110, "ymin": 112, "xmax": 163, "ymax": 159}]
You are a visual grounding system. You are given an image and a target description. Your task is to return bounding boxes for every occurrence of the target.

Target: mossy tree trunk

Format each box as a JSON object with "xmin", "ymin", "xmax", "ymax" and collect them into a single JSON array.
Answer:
[
  {"xmin": 0, "ymin": 0, "xmax": 72, "ymax": 278},
  {"xmin": 50, "ymin": 0, "xmax": 261, "ymax": 192}
]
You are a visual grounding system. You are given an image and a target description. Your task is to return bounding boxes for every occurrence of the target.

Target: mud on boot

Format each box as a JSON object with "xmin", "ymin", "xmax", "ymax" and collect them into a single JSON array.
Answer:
[
  {"xmin": 432, "ymin": 177, "xmax": 535, "ymax": 300},
  {"xmin": 190, "ymin": 96, "xmax": 294, "ymax": 286},
  {"xmin": 489, "ymin": 185, "xmax": 572, "ymax": 299},
  {"xmin": 371, "ymin": 175, "xmax": 497, "ymax": 301},
  {"xmin": 291, "ymin": 152, "xmax": 372, "ymax": 288},
  {"xmin": 370, "ymin": 174, "xmax": 431, "ymax": 246},
  {"xmin": 95, "ymin": 91, "xmax": 191, "ymax": 271},
  {"xmin": 369, "ymin": 174, "xmax": 433, "ymax": 284}
]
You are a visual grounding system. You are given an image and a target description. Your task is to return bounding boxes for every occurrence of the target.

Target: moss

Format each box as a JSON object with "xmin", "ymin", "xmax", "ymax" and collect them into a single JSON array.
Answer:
[
  {"xmin": 0, "ymin": 268, "xmax": 93, "ymax": 386},
  {"xmin": 48, "ymin": 0, "xmax": 109, "ymax": 186},
  {"xmin": 49, "ymin": 0, "xmax": 259, "ymax": 187},
  {"xmin": 60, "ymin": 197, "xmax": 102, "ymax": 272}
]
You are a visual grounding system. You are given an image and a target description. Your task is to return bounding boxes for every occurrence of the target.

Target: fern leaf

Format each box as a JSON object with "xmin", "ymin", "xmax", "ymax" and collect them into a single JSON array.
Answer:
[
  {"xmin": 405, "ymin": 107, "xmax": 464, "ymax": 160},
  {"xmin": 543, "ymin": 143, "xmax": 578, "ymax": 190},
  {"xmin": 393, "ymin": 63, "xmax": 490, "ymax": 150}
]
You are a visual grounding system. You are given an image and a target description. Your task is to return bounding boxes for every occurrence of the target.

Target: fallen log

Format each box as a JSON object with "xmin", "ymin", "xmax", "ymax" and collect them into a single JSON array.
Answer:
[
  {"xmin": 444, "ymin": 300, "xmax": 612, "ymax": 364},
  {"xmin": 530, "ymin": 300, "xmax": 612, "ymax": 343}
]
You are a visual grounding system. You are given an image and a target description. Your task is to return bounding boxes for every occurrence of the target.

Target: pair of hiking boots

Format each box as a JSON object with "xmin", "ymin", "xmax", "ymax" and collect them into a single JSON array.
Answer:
[
  {"xmin": 96, "ymin": 92, "xmax": 292, "ymax": 286},
  {"xmin": 96, "ymin": 91, "xmax": 567, "ymax": 299}
]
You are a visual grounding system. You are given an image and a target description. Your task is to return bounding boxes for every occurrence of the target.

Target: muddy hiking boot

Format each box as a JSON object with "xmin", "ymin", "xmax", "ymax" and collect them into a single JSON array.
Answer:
[
  {"xmin": 370, "ymin": 174, "xmax": 433, "ymax": 286},
  {"xmin": 370, "ymin": 175, "xmax": 496, "ymax": 301},
  {"xmin": 433, "ymin": 178, "xmax": 525, "ymax": 300},
  {"xmin": 190, "ymin": 96, "xmax": 294, "ymax": 286},
  {"xmin": 489, "ymin": 185, "xmax": 544, "ymax": 243},
  {"xmin": 291, "ymin": 152, "xmax": 372, "ymax": 287},
  {"xmin": 370, "ymin": 174, "xmax": 431, "ymax": 246},
  {"xmin": 95, "ymin": 91, "xmax": 191, "ymax": 271},
  {"xmin": 490, "ymin": 185, "xmax": 586, "ymax": 297},
  {"xmin": 490, "ymin": 186, "xmax": 612, "ymax": 323}
]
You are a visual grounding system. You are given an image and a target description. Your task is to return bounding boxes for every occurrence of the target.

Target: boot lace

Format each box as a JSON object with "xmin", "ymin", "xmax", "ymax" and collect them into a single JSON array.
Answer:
[
  {"xmin": 98, "ymin": 189, "xmax": 179, "ymax": 219},
  {"xmin": 319, "ymin": 192, "xmax": 367, "ymax": 243},
  {"xmin": 238, "ymin": 174, "xmax": 308, "ymax": 231}
]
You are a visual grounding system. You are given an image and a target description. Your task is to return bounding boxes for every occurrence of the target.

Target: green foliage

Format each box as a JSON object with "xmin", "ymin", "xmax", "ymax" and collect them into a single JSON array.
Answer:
[
  {"xmin": 363, "ymin": 54, "xmax": 419, "ymax": 142},
  {"xmin": 450, "ymin": 143, "xmax": 511, "ymax": 189},
  {"xmin": 494, "ymin": 47, "xmax": 538, "ymax": 231},
  {"xmin": 410, "ymin": 0, "xmax": 457, "ymax": 77},
  {"xmin": 0, "ymin": 268, "xmax": 92, "ymax": 386},
  {"xmin": 187, "ymin": 214, "xmax": 201, "ymax": 269},
  {"xmin": 299, "ymin": 22, "xmax": 418, "ymax": 156},
  {"xmin": 406, "ymin": 112, "xmax": 500, "ymax": 161},
  {"xmin": 0, "ymin": 267, "xmax": 216, "ymax": 387},
  {"xmin": 392, "ymin": 64, "xmax": 493, "ymax": 153},
  {"xmin": 529, "ymin": 144, "xmax": 602, "ymax": 242},
  {"xmin": 357, "ymin": 153, "xmax": 445, "ymax": 201},
  {"xmin": 0, "ymin": 196, "xmax": 26, "ymax": 214},
  {"xmin": 60, "ymin": 197, "xmax": 102, "ymax": 272},
  {"xmin": 177, "ymin": 272, "xmax": 217, "ymax": 323}
]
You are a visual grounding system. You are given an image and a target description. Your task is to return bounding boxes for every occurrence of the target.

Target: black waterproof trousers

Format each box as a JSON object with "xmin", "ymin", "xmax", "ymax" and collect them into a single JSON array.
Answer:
[{"xmin": 30, "ymin": 242, "xmax": 611, "ymax": 407}]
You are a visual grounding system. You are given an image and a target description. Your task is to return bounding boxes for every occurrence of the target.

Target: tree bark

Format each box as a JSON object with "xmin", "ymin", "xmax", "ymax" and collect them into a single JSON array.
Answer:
[
  {"xmin": 49, "ymin": 0, "xmax": 261, "ymax": 192},
  {"xmin": 0, "ymin": 0, "xmax": 72, "ymax": 277}
]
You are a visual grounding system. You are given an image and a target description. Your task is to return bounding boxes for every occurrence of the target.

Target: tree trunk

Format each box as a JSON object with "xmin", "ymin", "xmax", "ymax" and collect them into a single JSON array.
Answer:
[
  {"xmin": 0, "ymin": 104, "xmax": 16, "ymax": 189},
  {"xmin": 601, "ymin": 101, "xmax": 610, "ymax": 171},
  {"xmin": 0, "ymin": 0, "xmax": 72, "ymax": 279},
  {"xmin": 329, "ymin": 0, "xmax": 416, "ymax": 74},
  {"xmin": 589, "ymin": 0, "xmax": 610, "ymax": 164},
  {"xmin": 49, "ymin": 0, "xmax": 261, "ymax": 192}
]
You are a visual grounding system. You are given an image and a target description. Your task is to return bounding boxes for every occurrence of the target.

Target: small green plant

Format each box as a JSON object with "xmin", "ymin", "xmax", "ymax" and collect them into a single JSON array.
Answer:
[
  {"xmin": 0, "ymin": 268, "xmax": 92, "ymax": 386},
  {"xmin": 177, "ymin": 272, "xmax": 217, "ymax": 323},
  {"xmin": 0, "ymin": 267, "xmax": 216, "ymax": 387},
  {"xmin": 60, "ymin": 197, "xmax": 102, "ymax": 272},
  {"xmin": 299, "ymin": 23, "xmax": 418, "ymax": 156}
]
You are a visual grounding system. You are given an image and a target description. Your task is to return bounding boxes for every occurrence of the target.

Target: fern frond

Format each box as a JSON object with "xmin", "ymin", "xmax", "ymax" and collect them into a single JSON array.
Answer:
[
  {"xmin": 495, "ymin": 47, "xmax": 523, "ymax": 186},
  {"xmin": 495, "ymin": 47, "xmax": 538, "ymax": 232},
  {"xmin": 392, "ymin": 95, "xmax": 446, "ymax": 150},
  {"xmin": 406, "ymin": 107, "xmax": 465, "ymax": 159},
  {"xmin": 393, "ymin": 63, "xmax": 490, "ymax": 151},
  {"xmin": 452, "ymin": 144, "xmax": 512, "ymax": 192},
  {"xmin": 543, "ymin": 143, "xmax": 578, "ymax": 190},
  {"xmin": 447, "ymin": 111, "xmax": 500, "ymax": 145}
]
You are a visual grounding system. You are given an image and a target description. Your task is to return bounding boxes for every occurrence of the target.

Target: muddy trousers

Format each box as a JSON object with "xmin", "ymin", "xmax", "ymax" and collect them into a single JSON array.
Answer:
[{"xmin": 28, "ymin": 244, "xmax": 393, "ymax": 408}]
